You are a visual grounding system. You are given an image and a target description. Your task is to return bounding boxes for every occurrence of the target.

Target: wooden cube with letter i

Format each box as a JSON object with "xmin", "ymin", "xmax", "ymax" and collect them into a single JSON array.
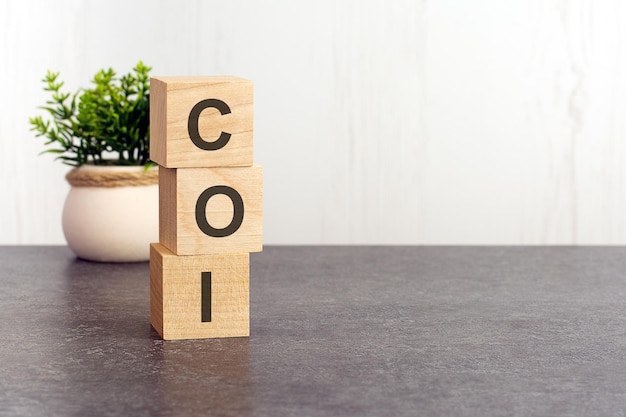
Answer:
[{"xmin": 149, "ymin": 76, "xmax": 262, "ymax": 340}]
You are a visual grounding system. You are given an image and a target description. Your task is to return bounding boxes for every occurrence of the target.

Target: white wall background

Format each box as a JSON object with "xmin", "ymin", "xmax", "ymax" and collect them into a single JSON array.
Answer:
[{"xmin": 3, "ymin": 0, "xmax": 626, "ymax": 245}]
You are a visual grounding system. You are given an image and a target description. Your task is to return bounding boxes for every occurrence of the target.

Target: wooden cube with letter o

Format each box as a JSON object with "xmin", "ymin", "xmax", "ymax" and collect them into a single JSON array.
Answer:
[{"xmin": 159, "ymin": 164, "xmax": 263, "ymax": 256}]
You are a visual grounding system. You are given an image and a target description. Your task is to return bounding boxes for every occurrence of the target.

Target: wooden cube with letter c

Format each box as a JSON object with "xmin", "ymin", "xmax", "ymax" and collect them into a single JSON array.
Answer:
[
  {"xmin": 150, "ymin": 76, "xmax": 253, "ymax": 168},
  {"xmin": 159, "ymin": 165, "xmax": 263, "ymax": 255},
  {"xmin": 150, "ymin": 243, "xmax": 249, "ymax": 340}
]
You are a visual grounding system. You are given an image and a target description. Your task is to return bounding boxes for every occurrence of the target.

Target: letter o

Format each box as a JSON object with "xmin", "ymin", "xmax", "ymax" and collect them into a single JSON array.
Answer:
[
  {"xmin": 195, "ymin": 185, "xmax": 244, "ymax": 237},
  {"xmin": 188, "ymin": 98, "xmax": 232, "ymax": 151}
]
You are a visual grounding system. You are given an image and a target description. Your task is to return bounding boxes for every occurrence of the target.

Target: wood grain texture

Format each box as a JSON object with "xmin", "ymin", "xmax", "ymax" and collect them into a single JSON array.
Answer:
[
  {"xmin": 150, "ymin": 76, "xmax": 253, "ymax": 168},
  {"xmin": 159, "ymin": 165, "xmax": 263, "ymax": 255},
  {"xmin": 150, "ymin": 243, "xmax": 249, "ymax": 340}
]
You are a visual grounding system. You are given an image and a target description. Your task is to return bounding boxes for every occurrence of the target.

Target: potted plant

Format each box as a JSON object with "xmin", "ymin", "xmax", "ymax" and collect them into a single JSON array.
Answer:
[{"xmin": 30, "ymin": 61, "xmax": 157, "ymax": 262}]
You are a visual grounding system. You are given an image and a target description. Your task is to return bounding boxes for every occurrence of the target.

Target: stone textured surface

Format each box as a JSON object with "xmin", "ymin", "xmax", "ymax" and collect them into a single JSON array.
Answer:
[{"xmin": 1, "ymin": 246, "xmax": 626, "ymax": 416}]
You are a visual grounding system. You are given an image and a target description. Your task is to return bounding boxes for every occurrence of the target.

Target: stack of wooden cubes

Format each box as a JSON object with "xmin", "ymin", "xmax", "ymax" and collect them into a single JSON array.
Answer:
[{"xmin": 148, "ymin": 76, "xmax": 262, "ymax": 340}]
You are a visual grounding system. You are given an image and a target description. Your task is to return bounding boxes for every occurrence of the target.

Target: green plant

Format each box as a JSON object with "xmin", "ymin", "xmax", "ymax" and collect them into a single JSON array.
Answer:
[{"xmin": 29, "ymin": 61, "xmax": 152, "ymax": 166}]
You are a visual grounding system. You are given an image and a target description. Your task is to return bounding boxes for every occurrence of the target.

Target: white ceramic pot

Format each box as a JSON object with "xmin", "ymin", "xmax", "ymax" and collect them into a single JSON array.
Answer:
[{"xmin": 62, "ymin": 165, "xmax": 158, "ymax": 262}]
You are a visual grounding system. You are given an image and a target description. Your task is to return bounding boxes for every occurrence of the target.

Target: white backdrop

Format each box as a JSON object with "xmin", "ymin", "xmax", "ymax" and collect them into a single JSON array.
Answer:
[{"xmin": 3, "ymin": 0, "xmax": 626, "ymax": 245}]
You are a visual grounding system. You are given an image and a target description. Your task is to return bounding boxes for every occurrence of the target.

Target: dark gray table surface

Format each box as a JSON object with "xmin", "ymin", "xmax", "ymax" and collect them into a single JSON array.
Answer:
[{"xmin": 1, "ymin": 246, "xmax": 626, "ymax": 417}]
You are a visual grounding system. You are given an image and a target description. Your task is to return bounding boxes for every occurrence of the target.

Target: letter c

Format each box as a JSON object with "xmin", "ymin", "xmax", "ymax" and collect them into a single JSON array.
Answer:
[{"xmin": 188, "ymin": 99, "xmax": 231, "ymax": 151}]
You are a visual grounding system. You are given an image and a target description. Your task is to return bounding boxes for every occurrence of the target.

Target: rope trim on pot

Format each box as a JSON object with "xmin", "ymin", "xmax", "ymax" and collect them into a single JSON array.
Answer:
[{"xmin": 66, "ymin": 168, "xmax": 158, "ymax": 187}]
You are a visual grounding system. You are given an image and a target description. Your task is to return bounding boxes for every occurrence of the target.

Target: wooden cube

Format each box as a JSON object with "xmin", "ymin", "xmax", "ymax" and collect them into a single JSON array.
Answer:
[
  {"xmin": 159, "ymin": 165, "xmax": 262, "ymax": 255},
  {"xmin": 150, "ymin": 243, "xmax": 249, "ymax": 340},
  {"xmin": 150, "ymin": 76, "xmax": 253, "ymax": 168}
]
